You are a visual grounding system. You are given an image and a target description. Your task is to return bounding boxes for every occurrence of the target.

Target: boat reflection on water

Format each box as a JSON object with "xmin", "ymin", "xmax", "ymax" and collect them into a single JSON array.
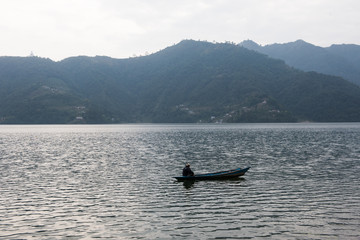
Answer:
[
  {"xmin": 183, "ymin": 180, "xmax": 195, "ymax": 189},
  {"xmin": 180, "ymin": 177, "xmax": 247, "ymax": 189}
]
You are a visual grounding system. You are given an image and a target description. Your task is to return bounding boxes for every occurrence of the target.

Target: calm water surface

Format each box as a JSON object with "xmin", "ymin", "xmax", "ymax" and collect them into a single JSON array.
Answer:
[{"xmin": 0, "ymin": 123, "xmax": 359, "ymax": 239}]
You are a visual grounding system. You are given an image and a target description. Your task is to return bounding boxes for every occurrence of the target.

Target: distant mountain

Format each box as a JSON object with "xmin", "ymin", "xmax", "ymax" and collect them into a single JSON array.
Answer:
[
  {"xmin": 1, "ymin": 40, "xmax": 360, "ymax": 124},
  {"xmin": 240, "ymin": 40, "xmax": 360, "ymax": 85}
]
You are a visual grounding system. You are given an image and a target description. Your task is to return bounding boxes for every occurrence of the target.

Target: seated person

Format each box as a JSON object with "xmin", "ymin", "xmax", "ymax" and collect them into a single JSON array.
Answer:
[{"xmin": 182, "ymin": 163, "xmax": 194, "ymax": 176}]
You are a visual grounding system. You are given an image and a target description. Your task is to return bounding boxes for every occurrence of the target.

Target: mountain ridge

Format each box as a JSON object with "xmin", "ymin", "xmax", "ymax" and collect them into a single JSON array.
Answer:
[
  {"xmin": 239, "ymin": 39, "xmax": 360, "ymax": 85},
  {"xmin": 1, "ymin": 40, "xmax": 360, "ymax": 124}
]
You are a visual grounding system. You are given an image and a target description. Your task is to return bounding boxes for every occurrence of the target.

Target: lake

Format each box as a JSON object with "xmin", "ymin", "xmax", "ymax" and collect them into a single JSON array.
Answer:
[{"xmin": 0, "ymin": 123, "xmax": 359, "ymax": 239}]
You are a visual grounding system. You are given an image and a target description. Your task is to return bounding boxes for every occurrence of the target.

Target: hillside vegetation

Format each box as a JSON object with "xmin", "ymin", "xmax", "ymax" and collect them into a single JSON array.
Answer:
[
  {"xmin": 240, "ymin": 39, "xmax": 360, "ymax": 86},
  {"xmin": 1, "ymin": 40, "xmax": 360, "ymax": 123}
]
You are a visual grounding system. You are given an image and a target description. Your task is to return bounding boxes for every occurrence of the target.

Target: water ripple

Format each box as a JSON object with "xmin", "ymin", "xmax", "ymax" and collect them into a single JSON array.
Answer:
[{"xmin": 0, "ymin": 124, "xmax": 359, "ymax": 239}]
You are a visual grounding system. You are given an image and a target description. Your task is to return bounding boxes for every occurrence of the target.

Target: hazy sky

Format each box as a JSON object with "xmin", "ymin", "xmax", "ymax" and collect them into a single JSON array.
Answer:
[{"xmin": 1, "ymin": 0, "xmax": 359, "ymax": 61}]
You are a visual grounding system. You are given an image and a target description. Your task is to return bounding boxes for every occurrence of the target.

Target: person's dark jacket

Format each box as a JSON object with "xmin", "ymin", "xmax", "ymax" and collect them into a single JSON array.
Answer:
[{"xmin": 182, "ymin": 166, "xmax": 194, "ymax": 176}]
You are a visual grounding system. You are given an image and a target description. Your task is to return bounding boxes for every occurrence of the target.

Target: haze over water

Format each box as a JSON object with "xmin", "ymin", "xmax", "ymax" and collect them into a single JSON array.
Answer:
[{"xmin": 0, "ymin": 123, "xmax": 359, "ymax": 239}]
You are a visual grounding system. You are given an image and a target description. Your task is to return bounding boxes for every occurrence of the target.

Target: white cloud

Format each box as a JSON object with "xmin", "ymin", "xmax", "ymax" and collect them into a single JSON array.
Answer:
[{"xmin": 0, "ymin": 0, "xmax": 359, "ymax": 60}]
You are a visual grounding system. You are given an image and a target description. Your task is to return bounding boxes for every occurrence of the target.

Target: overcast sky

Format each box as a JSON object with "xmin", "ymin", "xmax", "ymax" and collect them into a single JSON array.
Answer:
[{"xmin": 1, "ymin": 0, "xmax": 359, "ymax": 61}]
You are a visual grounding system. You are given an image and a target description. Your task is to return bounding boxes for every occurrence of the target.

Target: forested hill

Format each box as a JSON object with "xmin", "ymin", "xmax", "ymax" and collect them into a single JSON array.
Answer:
[
  {"xmin": 240, "ymin": 40, "xmax": 360, "ymax": 86},
  {"xmin": 1, "ymin": 40, "xmax": 360, "ymax": 124}
]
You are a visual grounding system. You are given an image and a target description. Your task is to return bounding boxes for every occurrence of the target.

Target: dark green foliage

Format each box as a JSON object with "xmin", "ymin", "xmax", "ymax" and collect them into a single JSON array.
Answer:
[
  {"xmin": 1, "ymin": 40, "xmax": 360, "ymax": 123},
  {"xmin": 240, "ymin": 40, "xmax": 360, "ymax": 86}
]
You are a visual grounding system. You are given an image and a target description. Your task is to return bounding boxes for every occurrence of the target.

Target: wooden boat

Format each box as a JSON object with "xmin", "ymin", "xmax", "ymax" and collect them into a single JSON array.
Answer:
[{"xmin": 174, "ymin": 167, "xmax": 250, "ymax": 181}]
